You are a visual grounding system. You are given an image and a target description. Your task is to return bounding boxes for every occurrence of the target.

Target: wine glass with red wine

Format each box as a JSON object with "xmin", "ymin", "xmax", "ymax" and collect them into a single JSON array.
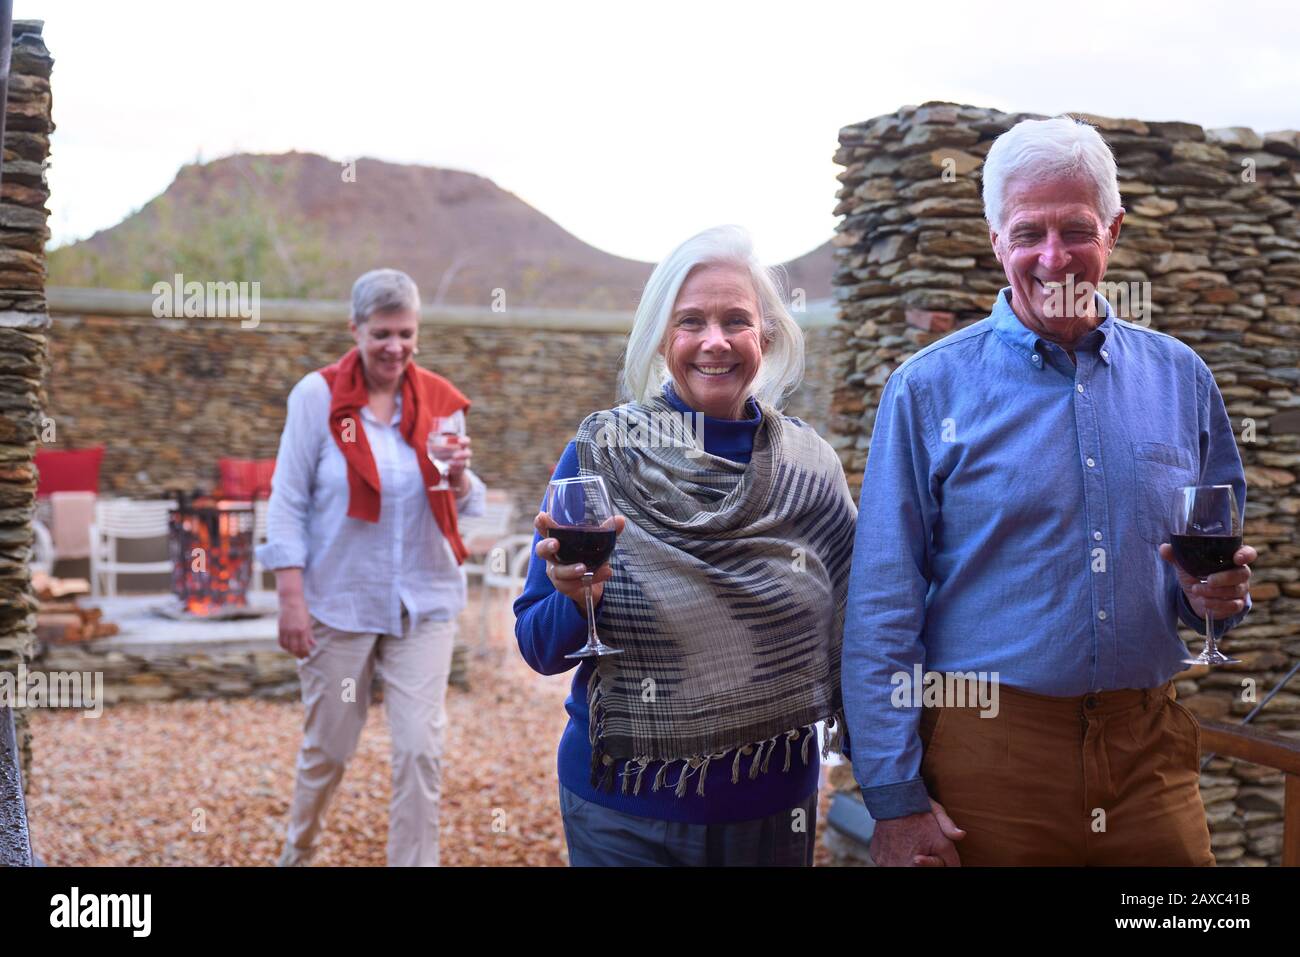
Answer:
[
  {"xmin": 1170, "ymin": 484, "xmax": 1242, "ymax": 666},
  {"xmin": 427, "ymin": 415, "xmax": 464, "ymax": 492},
  {"xmin": 544, "ymin": 475, "xmax": 622, "ymax": 658}
]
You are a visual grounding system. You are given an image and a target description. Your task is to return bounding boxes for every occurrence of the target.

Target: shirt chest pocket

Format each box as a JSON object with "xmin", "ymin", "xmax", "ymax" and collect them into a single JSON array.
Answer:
[{"xmin": 1133, "ymin": 441, "xmax": 1198, "ymax": 545}]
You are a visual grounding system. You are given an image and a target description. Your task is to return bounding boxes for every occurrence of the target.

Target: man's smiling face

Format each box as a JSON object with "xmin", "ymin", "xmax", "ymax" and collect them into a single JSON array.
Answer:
[{"xmin": 989, "ymin": 174, "xmax": 1123, "ymax": 347}]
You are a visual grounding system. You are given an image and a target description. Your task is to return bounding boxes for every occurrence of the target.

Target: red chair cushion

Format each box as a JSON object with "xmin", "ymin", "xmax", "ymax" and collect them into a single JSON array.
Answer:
[
  {"xmin": 34, "ymin": 447, "xmax": 105, "ymax": 497},
  {"xmin": 217, "ymin": 458, "xmax": 276, "ymax": 500}
]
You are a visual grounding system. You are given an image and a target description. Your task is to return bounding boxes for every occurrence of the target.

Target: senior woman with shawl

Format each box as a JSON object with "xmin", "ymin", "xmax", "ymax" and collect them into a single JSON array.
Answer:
[{"xmin": 515, "ymin": 226, "xmax": 856, "ymax": 866}]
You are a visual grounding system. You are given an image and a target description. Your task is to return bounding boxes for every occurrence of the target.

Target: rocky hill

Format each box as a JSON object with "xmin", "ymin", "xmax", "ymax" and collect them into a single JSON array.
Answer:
[{"xmin": 50, "ymin": 152, "xmax": 832, "ymax": 310}]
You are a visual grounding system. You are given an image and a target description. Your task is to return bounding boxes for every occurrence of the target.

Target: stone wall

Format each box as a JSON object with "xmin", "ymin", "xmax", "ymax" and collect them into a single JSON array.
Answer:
[
  {"xmin": 0, "ymin": 20, "xmax": 54, "ymax": 793},
  {"xmin": 787, "ymin": 319, "xmax": 840, "ymax": 432},
  {"xmin": 42, "ymin": 292, "xmax": 835, "ymax": 531},
  {"xmin": 36, "ymin": 643, "xmax": 301, "ymax": 705},
  {"xmin": 829, "ymin": 102, "xmax": 1300, "ymax": 865}
]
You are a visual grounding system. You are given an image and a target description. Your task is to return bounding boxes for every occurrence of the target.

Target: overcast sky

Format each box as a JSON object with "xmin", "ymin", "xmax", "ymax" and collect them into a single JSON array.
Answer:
[{"xmin": 32, "ymin": 0, "xmax": 1300, "ymax": 265}]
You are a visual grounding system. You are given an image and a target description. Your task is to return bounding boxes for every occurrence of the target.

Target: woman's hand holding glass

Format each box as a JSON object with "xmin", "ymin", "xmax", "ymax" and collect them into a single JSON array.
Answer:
[
  {"xmin": 427, "ymin": 415, "xmax": 471, "ymax": 492},
  {"xmin": 534, "ymin": 510, "xmax": 626, "ymax": 612},
  {"xmin": 441, "ymin": 434, "xmax": 472, "ymax": 490}
]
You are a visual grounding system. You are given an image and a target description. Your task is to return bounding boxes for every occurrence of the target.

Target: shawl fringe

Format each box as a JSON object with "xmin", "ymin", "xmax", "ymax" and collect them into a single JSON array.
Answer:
[{"xmin": 589, "ymin": 670, "xmax": 846, "ymax": 800}]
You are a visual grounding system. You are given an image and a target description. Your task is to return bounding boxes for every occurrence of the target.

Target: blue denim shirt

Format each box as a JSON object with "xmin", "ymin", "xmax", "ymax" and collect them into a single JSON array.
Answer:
[{"xmin": 841, "ymin": 288, "xmax": 1250, "ymax": 819}]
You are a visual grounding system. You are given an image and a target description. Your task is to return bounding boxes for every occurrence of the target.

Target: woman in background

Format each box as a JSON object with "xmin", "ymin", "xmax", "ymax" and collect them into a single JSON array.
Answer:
[{"xmin": 259, "ymin": 268, "xmax": 485, "ymax": 867}]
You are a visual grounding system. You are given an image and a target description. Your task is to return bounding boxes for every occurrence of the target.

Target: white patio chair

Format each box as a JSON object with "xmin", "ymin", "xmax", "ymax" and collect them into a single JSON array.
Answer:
[
  {"xmin": 88, "ymin": 498, "xmax": 176, "ymax": 597},
  {"xmin": 31, "ymin": 518, "xmax": 54, "ymax": 576},
  {"xmin": 478, "ymin": 532, "xmax": 537, "ymax": 645},
  {"xmin": 460, "ymin": 491, "xmax": 516, "ymax": 588},
  {"xmin": 33, "ymin": 498, "xmax": 54, "ymax": 574},
  {"xmin": 250, "ymin": 498, "xmax": 270, "ymax": 594}
]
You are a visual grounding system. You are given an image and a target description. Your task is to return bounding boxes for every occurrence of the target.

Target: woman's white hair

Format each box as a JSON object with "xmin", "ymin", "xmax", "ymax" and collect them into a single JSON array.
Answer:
[
  {"xmin": 351, "ymin": 268, "xmax": 420, "ymax": 323},
  {"xmin": 982, "ymin": 116, "xmax": 1123, "ymax": 233},
  {"xmin": 620, "ymin": 225, "xmax": 804, "ymax": 410}
]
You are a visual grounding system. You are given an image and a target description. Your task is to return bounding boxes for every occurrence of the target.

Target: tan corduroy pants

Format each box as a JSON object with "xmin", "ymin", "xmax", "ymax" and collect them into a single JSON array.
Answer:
[
  {"xmin": 280, "ymin": 612, "xmax": 455, "ymax": 867},
  {"xmin": 918, "ymin": 682, "xmax": 1214, "ymax": 866}
]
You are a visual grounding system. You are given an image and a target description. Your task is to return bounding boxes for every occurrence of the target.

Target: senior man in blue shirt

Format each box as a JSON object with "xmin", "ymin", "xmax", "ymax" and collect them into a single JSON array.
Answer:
[{"xmin": 842, "ymin": 116, "xmax": 1255, "ymax": 866}]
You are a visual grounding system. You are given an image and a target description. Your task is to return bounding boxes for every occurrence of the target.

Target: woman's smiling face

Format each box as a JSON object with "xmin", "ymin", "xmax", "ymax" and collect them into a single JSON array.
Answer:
[
  {"xmin": 351, "ymin": 307, "xmax": 419, "ymax": 390},
  {"xmin": 661, "ymin": 262, "xmax": 765, "ymax": 419}
]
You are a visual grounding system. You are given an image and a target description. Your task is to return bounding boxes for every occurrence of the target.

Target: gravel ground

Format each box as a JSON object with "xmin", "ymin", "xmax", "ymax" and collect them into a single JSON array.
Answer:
[{"xmin": 25, "ymin": 615, "xmax": 835, "ymax": 867}]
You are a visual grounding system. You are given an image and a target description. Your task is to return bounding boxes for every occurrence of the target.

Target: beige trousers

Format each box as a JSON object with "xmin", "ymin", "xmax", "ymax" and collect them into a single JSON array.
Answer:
[{"xmin": 282, "ymin": 612, "xmax": 456, "ymax": 866}]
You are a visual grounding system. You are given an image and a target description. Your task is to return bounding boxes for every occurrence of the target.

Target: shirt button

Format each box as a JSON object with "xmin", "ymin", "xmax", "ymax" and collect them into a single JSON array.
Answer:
[
  {"xmin": 1098, "ymin": 610, "xmax": 1107, "ymax": 620},
  {"xmin": 1076, "ymin": 383, "xmax": 1085, "ymax": 393},
  {"xmin": 1101, "ymin": 350, "xmax": 1109, "ymax": 360},
  {"xmin": 1093, "ymin": 531, "xmax": 1103, "ymax": 541},
  {"xmin": 1086, "ymin": 457, "xmax": 1096, "ymax": 467},
  {"xmin": 1031, "ymin": 354, "xmax": 1041, "ymax": 364}
]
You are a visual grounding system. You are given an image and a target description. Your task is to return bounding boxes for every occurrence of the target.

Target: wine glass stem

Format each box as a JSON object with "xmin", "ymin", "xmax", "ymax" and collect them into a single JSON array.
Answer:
[
  {"xmin": 1203, "ymin": 594, "xmax": 1218, "ymax": 659},
  {"xmin": 583, "ymin": 573, "xmax": 599, "ymax": 648}
]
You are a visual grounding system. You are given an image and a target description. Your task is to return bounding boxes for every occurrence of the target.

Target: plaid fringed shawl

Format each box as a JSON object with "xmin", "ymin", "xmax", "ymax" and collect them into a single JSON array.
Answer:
[{"xmin": 573, "ymin": 391, "xmax": 857, "ymax": 797}]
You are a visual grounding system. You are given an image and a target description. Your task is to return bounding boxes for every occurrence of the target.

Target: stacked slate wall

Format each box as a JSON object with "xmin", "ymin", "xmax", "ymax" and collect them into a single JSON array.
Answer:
[
  {"xmin": 41, "ymin": 297, "xmax": 834, "ymax": 532},
  {"xmin": 0, "ymin": 20, "xmax": 54, "ymax": 793}
]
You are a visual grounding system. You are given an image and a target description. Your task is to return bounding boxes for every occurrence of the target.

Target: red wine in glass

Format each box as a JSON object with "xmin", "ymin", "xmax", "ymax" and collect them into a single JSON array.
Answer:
[
  {"xmin": 1170, "ymin": 485, "xmax": 1242, "ymax": 666},
  {"xmin": 544, "ymin": 475, "xmax": 622, "ymax": 658},
  {"xmin": 1170, "ymin": 534, "xmax": 1241, "ymax": 579},
  {"xmin": 550, "ymin": 525, "xmax": 616, "ymax": 571}
]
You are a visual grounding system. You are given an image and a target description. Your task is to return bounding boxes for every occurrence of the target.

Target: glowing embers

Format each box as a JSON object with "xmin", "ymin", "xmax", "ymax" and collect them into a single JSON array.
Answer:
[{"xmin": 167, "ymin": 494, "xmax": 255, "ymax": 618}]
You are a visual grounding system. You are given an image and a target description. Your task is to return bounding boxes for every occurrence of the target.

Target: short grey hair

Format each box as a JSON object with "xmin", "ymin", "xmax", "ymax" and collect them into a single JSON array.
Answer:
[
  {"xmin": 621, "ymin": 225, "xmax": 804, "ymax": 410},
  {"xmin": 350, "ymin": 268, "xmax": 420, "ymax": 323},
  {"xmin": 982, "ymin": 116, "xmax": 1123, "ymax": 233}
]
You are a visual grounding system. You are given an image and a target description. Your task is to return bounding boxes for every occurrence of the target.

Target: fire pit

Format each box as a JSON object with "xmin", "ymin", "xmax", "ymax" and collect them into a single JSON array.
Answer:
[{"xmin": 154, "ymin": 493, "xmax": 271, "ymax": 621}]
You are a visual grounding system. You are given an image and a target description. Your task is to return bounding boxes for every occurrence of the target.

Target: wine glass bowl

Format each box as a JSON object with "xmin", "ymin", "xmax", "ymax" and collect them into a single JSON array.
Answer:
[
  {"xmin": 427, "ymin": 415, "xmax": 464, "ymax": 492},
  {"xmin": 1170, "ymin": 485, "xmax": 1242, "ymax": 666},
  {"xmin": 544, "ymin": 475, "xmax": 622, "ymax": 658},
  {"xmin": 548, "ymin": 522, "xmax": 617, "ymax": 572}
]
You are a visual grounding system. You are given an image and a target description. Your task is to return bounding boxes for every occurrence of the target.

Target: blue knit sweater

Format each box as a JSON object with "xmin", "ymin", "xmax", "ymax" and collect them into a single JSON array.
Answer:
[{"xmin": 513, "ymin": 385, "xmax": 823, "ymax": 824}]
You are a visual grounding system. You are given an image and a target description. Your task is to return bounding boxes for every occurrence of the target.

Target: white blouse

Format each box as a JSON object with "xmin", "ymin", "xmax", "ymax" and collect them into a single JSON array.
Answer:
[{"xmin": 256, "ymin": 371, "xmax": 486, "ymax": 635}]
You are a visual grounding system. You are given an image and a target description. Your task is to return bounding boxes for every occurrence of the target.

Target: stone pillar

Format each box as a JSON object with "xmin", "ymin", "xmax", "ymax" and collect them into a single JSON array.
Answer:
[{"xmin": 0, "ymin": 19, "xmax": 54, "ymax": 791}]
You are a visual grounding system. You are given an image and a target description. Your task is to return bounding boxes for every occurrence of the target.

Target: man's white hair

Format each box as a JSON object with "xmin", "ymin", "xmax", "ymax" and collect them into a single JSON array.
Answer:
[
  {"xmin": 351, "ymin": 268, "xmax": 420, "ymax": 323},
  {"xmin": 982, "ymin": 116, "xmax": 1123, "ymax": 232},
  {"xmin": 620, "ymin": 225, "xmax": 804, "ymax": 409}
]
